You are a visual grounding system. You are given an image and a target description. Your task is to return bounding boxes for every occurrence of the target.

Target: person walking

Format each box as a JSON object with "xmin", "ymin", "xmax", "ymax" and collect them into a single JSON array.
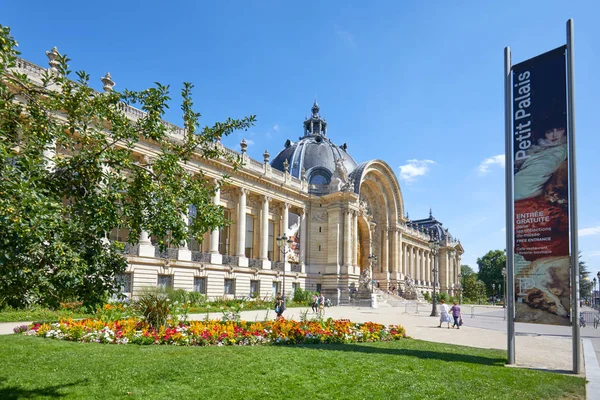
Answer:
[
  {"xmin": 438, "ymin": 300, "xmax": 452, "ymax": 329},
  {"xmin": 274, "ymin": 292, "xmax": 285, "ymax": 319},
  {"xmin": 311, "ymin": 294, "xmax": 319, "ymax": 313},
  {"xmin": 450, "ymin": 301, "xmax": 462, "ymax": 329}
]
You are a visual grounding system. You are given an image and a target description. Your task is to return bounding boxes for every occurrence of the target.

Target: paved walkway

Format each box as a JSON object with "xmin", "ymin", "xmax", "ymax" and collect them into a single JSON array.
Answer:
[{"xmin": 1, "ymin": 304, "xmax": 598, "ymax": 399}]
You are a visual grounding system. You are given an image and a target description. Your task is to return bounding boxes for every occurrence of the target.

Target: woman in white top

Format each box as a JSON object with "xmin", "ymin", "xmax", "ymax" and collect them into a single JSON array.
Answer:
[{"xmin": 438, "ymin": 300, "xmax": 452, "ymax": 329}]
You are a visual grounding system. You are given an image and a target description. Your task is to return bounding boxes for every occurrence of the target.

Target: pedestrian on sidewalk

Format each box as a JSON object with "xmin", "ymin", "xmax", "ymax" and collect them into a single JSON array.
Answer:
[
  {"xmin": 438, "ymin": 300, "xmax": 452, "ymax": 329},
  {"xmin": 450, "ymin": 301, "xmax": 462, "ymax": 329},
  {"xmin": 274, "ymin": 293, "xmax": 285, "ymax": 319},
  {"xmin": 311, "ymin": 294, "xmax": 318, "ymax": 313}
]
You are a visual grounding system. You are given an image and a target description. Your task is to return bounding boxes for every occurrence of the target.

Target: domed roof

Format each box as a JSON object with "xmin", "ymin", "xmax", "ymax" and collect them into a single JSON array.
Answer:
[{"xmin": 271, "ymin": 102, "xmax": 358, "ymax": 192}]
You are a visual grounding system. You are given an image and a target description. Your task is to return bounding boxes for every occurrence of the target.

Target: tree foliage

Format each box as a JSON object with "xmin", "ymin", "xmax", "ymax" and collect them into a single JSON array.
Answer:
[
  {"xmin": 579, "ymin": 252, "xmax": 592, "ymax": 300},
  {"xmin": 476, "ymin": 250, "xmax": 506, "ymax": 296},
  {"xmin": 0, "ymin": 25, "xmax": 255, "ymax": 309}
]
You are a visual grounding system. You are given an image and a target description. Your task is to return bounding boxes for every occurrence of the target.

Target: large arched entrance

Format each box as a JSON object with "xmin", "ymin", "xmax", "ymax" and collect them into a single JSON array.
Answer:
[{"xmin": 356, "ymin": 215, "xmax": 372, "ymax": 273}]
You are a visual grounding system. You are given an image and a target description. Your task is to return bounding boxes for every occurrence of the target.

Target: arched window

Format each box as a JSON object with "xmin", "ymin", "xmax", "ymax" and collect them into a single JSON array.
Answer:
[{"xmin": 308, "ymin": 168, "xmax": 331, "ymax": 185}]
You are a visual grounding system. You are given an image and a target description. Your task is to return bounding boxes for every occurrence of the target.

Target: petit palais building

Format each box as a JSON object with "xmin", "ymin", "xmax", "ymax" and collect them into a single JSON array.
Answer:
[{"xmin": 14, "ymin": 50, "xmax": 464, "ymax": 304}]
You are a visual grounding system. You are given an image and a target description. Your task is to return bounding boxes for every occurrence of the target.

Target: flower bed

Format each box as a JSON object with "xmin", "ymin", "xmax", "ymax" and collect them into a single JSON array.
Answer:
[{"xmin": 15, "ymin": 318, "xmax": 407, "ymax": 346}]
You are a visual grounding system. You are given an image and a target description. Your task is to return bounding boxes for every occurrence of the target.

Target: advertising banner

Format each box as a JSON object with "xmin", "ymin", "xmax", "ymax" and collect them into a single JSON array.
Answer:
[{"xmin": 512, "ymin": 46, "xmax": 570, "ymax": 325}]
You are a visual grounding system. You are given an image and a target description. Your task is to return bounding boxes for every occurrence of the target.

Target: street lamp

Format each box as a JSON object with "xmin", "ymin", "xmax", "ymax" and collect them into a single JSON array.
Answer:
[
  {"xmin": 276, "ymin": 233, "xmax": 294, "ymax": 307},
  {"xmin": 368, "ymin": 253, "xmax": 377, "ymax": 292},
  {"xmin": 457, "ymin": 273, "xmax": 462, "ymax": 305},
  {"xmin": 428, "ymin": 234, "xmax": 440, "ymax": 317},
  {"xmin": 592, "ymin": 277, "xmax": 596, "ymax": 307},
  {"xmin": 492, "ymin": 283, "xmax": 496, "ymax": 305}
]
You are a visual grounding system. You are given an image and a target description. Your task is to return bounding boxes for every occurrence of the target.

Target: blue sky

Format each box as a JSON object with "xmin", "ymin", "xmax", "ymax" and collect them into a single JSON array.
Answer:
[{"xmin": 2, "ymin": 1, "xmax": 599, "ymax": 278}]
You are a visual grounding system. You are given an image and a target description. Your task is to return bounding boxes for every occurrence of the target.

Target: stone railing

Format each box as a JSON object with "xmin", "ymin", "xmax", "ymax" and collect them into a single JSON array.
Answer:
[
  {"xmin": 272, "ymin": 261, "xmax": 284, "ymax": 271},
  {"xmin": 155, "ymin": 247, "xmax": 178, "ymax": 259},
  {"xmin": 248, "ymin": 258, "xmax": 262, "ymax": 268},
  {"xmin": 121, "ymin": 243, "xmax": 139, "ymax": 255},
  {"xmin": 191, "ymin": 251, "xmax": 211, "ymax": 263},
  {"xmin": 222, "ymin": 255, "xmax": 239, "ymax": 266}
]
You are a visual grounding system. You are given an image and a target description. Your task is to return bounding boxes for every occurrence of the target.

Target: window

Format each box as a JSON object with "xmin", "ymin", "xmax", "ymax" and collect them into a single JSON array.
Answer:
[
  {"xmin": 316, "ymin": 283, "xmax": 322, "ymax": 293},
  {"xmin": 194, "ymin": 277, "xmax": 207, "ymax": 294},
  {"xmin": 309, "ymin": 169, "xmax": 331, "ymax": 185},
  {"xmin": 157, "ymin": 275, "xmax": 173, "ymax": 291},
  {"xmin": 267, "ymin": 220, "xmax": 274, "ymax": 261},
  {"xmin": 292, "ymin": 282, "xmax": 299, "ymax": 295},
  {"xmin": 224, "ymin": 278, "xmax": 235, "ymax": 295},
  {"xmin": 272, "ymin": 281, "xmax": 280, "ymax": 297},
  {"xmin": 115, "ymin": 273, "xmax": 132, "ymax": 295},
  {"xmin": 245, "ymin": 214, "xmax": 254, "ymax": 258},
  {"xmin": 219, "ymin": 209, "xmax": 231, "ymax": 255},
  {"xmin": 109, "ymin": 227, "xmax": 129, "ymax": 242},
  {"xmin": 250, "ymin": 280, "xmax": 260, "ymax": 297},
  {"xmin": 319, "ymin": 227, "xmax": 321, "ymax": 233}
]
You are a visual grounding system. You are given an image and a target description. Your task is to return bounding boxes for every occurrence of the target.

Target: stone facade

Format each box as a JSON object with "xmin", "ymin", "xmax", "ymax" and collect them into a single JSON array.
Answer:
[{"xmin": 12, "ymin": 51, "xmax": 464, "ymax": 303}]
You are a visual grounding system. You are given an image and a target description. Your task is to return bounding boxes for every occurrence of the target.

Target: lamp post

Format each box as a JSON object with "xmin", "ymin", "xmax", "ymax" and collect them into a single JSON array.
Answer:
[
  {"xmin": 502, "ymin": 268, "xmax": 507, "ymax": 308},
  {"xmin": 276, "ymin": 233, "xmax": 294, "ymax": 307},
  {"xmin": 428, "ymin": 235, "xmax": 440, "ymax": 317},
  {"xmin": 597, "ymin": 272, "xmax": 600, "ymax": 307},
  {"xmin": 592, "ymin": 277, "xmax": 596, "ymax": 308},
  {"xmin": 368, "ymin": 254, "xmax": 377, "ymax": 292},
  {"xmin": 492, "ymin": 283, "xmax": 496, "ymax": 305},
  {"xmin": 457, "ymin": 273, "xmax": 462, "ymax": 305}
]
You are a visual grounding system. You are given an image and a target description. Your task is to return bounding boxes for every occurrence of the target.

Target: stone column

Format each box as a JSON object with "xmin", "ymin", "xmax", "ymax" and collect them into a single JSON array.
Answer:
[
  {"xmin": 282, "ymin": 203, "xmax": 289, "ymax": 270},
  {"xmin": 409, "ymin": 245, "xmax": 414, "ymax": 279},
  {"xmin": 236, "ymin": 188, "xmax": 247, "ymax": 257},
  {"xmin": 209, "ymin": 183, "xmax": 221, "ymax": 254},
  {"xmin": 391, "ymin": 228, "xmax": 398, "ymax": 275},
  {"xmin": 416, "ymin": 248, "xmax": 421, "ymax": 284},
  {"xmin": 381, "ymin": 226, "xmax": 388, "ymax": 274},
  {"xmin": 299, "ymin": 208, "xmax": 306, "ymax": 272},
  {"xmin": 352, "ymin": 211, "xmax": 358, "ymax": 267},
  {"xmin": 343, "ymin": 209, "xmax": 351, "ymax": 268},
  {"xmin": 260, "ymin": 196, "xmax": 270, "ymax": 260}
]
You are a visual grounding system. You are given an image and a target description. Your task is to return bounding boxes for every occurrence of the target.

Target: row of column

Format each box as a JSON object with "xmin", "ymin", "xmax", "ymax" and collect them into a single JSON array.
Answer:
[{"xmin": 400, "ymin": 243, "xmax": 433, "ymax": 285}]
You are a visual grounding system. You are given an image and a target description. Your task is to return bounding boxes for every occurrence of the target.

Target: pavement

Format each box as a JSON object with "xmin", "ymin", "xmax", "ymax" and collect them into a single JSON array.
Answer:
[{"xmin": 1, "ymin": 303, "xmax": 599, "ymax": 399}]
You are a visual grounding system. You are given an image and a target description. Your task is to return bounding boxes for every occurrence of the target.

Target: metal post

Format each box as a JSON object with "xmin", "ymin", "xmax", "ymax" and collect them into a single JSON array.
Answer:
[
  {"xmin": 504, "ymin": 45, "xmax": 516, "ymax": 365},
  {"xmin": 567, "ymin": 18, "xmax": 581, "ymax": 375}
]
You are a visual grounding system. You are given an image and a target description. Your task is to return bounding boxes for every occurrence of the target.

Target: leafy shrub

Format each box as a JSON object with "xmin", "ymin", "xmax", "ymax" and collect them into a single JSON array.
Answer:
[
  {"xmin": 436, "ymin": 292, "xmax": 450, "ymax": 303},
  {"xmin": 422, "ymin": 292, "xmax": 431, "ymax": 303},
  {"xmin": 292, "ymin": 288, "xmax": 313, "ymax": 304},
  {"xmin": 134, "ymin": 292, "xmax": 172, "ymax": 329}
]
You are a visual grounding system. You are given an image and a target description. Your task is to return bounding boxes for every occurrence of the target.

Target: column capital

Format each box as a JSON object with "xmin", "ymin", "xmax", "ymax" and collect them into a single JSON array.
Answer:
[
  {"xmin": 238, "ymin": 187, "xmax": 249, "ymax": 196},
  {"xmin": 282, "ymin": 202, "xmax": 290, "ymax": 210},
  {"xmin": 263, "ymin": 195, "xmax": 272, "ymax": 203}
]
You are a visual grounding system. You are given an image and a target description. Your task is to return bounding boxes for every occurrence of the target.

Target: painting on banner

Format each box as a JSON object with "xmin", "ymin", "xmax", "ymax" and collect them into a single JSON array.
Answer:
[{"xmin": 512, "ymin": 45, "xmax": 570, "ymax": 326}]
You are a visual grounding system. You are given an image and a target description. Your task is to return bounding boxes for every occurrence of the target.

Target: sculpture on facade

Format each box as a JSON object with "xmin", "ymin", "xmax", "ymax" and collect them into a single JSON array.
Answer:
[
  {"xmin": 358, "ymin": 266, "xmax": 372, "ymax": 291},
  {"xmin": 403, "ymin": 274, "xmax": 418, "ymax": 300},
  {"xmin": 329, "ymin": 157, "xmax": 355, "ymax": 193}
]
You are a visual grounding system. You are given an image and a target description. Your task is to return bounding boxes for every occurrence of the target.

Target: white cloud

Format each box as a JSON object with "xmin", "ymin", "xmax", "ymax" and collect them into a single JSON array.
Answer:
[
  {"xmin": 398, "ymin": 159, "xmax": 435, "ymax": 183},
  {"xmin": 580, "ymin": 226, "xmax": 600, "ymax": 237},
  {"xmin": 272, "ymin": 124, "xmax": 280, "ymax": 132},
  {"xmin": 334, "ymin": 25, "xmax": 356, "ymax": 50},
  {"xmin": 585, "ymin": 251, "xmax": 600, "ymax": 257},
  {"xmin": 266, "ymin": 124, "xmax": 280, "ymax": 138},
  {"xmin": 478, "ymin": 154, "xmax": 505, "ymax": 175},
  {"xmin": 500, "ymin": 227, "xmax": 506, "ymax": 233}
]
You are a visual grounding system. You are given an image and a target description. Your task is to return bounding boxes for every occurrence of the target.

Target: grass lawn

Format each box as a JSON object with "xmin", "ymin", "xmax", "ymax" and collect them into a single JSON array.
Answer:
[
  {"xmin": 0, "ymin": 335, "xmax": 584, "ymax": 399},
  {"xmin": 0, "ymin": 309, "xmax": 95, "ymax": 323}
]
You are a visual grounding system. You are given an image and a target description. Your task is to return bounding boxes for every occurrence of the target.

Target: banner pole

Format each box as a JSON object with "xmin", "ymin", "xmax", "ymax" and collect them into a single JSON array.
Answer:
[
  {"xmin": 504, "ymin": 46, "xmax": 515, "ymax": 365},
  {"xmin": 566, "ymin": 18, "xmax": 581, "ymax": 375}
]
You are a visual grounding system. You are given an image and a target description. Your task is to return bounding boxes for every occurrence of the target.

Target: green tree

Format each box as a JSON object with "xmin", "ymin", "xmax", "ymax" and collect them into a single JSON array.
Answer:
[
  {"xmin": 579, "ymin": 252, "xmax": 592, "ymax": 301},
  {"xmin": 476, "ymin": 250, "xmax": 506, "ymax": 296},
  {"xmin": 0, "ymin": 26, "xmax": 255, "ymax": 309}
]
